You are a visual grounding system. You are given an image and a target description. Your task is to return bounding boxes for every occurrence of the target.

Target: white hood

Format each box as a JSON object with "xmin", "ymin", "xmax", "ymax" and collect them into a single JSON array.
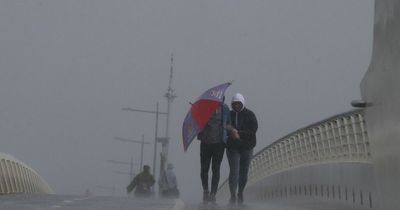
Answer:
[{"xmin": 231, "ymin": 93, "xmax": 246, "ymax": 111}]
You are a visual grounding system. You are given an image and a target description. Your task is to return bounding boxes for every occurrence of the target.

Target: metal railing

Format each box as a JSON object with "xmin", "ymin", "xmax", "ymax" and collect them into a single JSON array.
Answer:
[
  {"xmin": 218, "ymin": 109, "xmax": 371, "ymax": 198},
  {"xmin": 0, "ymin": 153, "xmax": 52, "ymax": 194}
]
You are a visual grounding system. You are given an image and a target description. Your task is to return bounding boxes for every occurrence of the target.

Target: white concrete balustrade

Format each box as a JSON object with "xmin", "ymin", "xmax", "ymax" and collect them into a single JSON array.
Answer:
[
  {"xmin": 217, "ymin": 110, "xmax": 376, "ymax": 209},
  {"xmin": 247, "ymin": 110, "xmax": 371, "ymax": 186},
  {"xmin": 0, "ymin": 153, "xmax": 52, "ymax": 194}
]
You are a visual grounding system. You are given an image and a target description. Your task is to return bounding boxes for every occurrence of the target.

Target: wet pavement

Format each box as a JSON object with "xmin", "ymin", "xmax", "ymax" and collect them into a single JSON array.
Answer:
[
  {"xmin": 182, "ymin": 202, "xmax": 313, "ymax": 210},
  {"xmin": 0, "ymin": 194, "xmax": 359, "ymax": 210},
  {"xmin": 0, "ymin": 194, "xmax": 179, "ymax": 210},
  {"xmin": 0, "ymin": 194, "xmax": 298, "ymax": 210}
]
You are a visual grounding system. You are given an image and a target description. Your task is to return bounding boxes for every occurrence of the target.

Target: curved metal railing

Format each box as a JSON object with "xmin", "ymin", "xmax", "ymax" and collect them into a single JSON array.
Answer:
[
  {"xmin": 0, "ymin": 153, "xmax": 52, "ymax": 194},
  {"xmin": 218, "ymin": 109, "xmax": 371, "ymax": 199}
]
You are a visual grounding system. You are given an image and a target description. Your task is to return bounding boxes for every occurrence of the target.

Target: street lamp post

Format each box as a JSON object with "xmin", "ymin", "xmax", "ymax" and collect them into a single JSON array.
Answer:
[
  {"xmin": 121, "ymin": 54, "xmax": 176, "ymax": 179},
  {"xmin": 114, "ymin": 136, "xmax": 151, "ymax": 171},
  {"xmin": 122, "ymin": 104, "xmax": 167, "ymax": 177},
  {"xmin": 161, "ymin": 54, "xmax": 177, "ymax": 176}
]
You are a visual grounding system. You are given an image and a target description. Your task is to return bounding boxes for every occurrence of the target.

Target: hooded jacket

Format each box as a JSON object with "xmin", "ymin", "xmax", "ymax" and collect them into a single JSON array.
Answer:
[
  {"xmin": 158, "ymin": 164, "xmax": 178, "ymax": 191},
  {"xmin": 227, "ymin": 93, "xmax": 258, "ymax": 150}
]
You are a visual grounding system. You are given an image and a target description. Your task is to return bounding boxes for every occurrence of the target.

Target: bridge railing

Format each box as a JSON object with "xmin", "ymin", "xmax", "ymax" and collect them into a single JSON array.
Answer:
[
  {"xmin": 0, "ymin": 153, "xmax": 52, "ymax": 194},
  {"xmin": 218, "ymin": 109, "xmax": 371, "ymax": 200}
]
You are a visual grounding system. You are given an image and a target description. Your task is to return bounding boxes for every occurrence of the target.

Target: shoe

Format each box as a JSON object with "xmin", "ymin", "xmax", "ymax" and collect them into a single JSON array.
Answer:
[
  {"xmin": 237, "ymin": 192, "xmax": 243, "ymax": 204},
  {"xmin": 203, "ymin": 191, "xmax": 210, "ymax": 202},
  {"xmin": 209, "ymin": 193, "xmax": 216, "ymax": 203},
  {"xmin": 229, "ymin": 194, "xmax": 236, "ymax": 204}
]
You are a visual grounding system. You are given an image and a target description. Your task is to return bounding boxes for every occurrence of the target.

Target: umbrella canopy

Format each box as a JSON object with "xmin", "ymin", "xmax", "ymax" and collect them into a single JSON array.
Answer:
[{"xmin": 182, "ymin": 82, "xmax": 231, "ymax": 151}]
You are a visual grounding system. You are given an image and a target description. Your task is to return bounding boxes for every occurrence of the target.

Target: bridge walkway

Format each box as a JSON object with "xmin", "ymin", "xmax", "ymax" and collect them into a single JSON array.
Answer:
[{"xmin": 0, "ymin": 194, "xmax": 369, "ymax": 210}]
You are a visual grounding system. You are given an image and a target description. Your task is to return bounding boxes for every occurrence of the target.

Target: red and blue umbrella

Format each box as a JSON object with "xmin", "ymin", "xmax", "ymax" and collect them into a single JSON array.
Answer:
[{"xmin": 182, "ymin": 82, "xmax": 231, "ymax": 151}]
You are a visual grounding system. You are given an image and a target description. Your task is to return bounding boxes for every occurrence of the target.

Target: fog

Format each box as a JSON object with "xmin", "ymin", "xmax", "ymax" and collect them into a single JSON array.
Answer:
[{"xmin": 0, "ymin": 0, "xmax": 373, "ymax": 202}]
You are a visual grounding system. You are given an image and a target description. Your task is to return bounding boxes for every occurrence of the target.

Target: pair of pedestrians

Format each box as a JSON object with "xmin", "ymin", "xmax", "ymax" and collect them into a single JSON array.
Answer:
[{"xmin": 197, "ymin": 93, "xmax": 258, "ymax": 204}]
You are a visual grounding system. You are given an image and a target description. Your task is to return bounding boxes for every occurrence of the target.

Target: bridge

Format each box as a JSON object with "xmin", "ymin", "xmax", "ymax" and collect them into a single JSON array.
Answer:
[
  {"xmin": 0, "ymin": 0, "xmax": 399, "ymax": 209},
  {"xmin": 0, "ymin": 153, "xmax": 52, "ymax": 194},
  {"xmin": 217, "ymin": 110, "xmax": 375, "ymax": 210}
]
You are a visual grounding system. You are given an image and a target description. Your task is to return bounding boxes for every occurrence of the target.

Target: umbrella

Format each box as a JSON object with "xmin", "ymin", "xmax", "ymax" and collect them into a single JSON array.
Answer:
[{"xmin": 182, "ymin": 82, "xmax": 231, "ymax": 151}]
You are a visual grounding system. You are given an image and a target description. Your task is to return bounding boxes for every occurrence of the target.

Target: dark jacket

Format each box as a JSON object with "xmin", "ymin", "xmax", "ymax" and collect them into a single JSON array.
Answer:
[
  {"xmin": 127, "ymin": 171, "xmax": 155, "ymax": 196},
  {"xmin": 227, "ymin": 107, "xmax": 258, "ymax": 150},
  {"xmin": 197, "ymin": 104, "xmax": 231, "ymax": 144}
]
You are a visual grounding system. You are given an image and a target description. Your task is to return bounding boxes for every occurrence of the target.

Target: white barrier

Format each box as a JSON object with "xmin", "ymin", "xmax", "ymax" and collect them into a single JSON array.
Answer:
[
  {"xmin": 217, "ymin": 110, "xmax": 376, "ymax": 209},
  {"xmin": 247, "ymin": 110, "xmax": 370, "ymax": 187},
  {"xmin": 0, "ymin": 153, "xmax": 52, "ymax": 194}
]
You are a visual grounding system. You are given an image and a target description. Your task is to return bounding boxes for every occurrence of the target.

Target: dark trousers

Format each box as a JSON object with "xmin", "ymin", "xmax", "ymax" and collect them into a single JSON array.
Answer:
[
  {"xmin": 200, "ymin": 142, "xmax": 225, "ymax": 194},
  {"xmin": 227, "ymin": 148, "xmax": 253, "ymax": 195}
]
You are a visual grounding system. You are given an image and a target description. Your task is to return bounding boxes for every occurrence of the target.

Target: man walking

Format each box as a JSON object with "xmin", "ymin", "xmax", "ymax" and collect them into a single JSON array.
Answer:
[
  {"xmin": 126, "ymin": 165, "xmax": 155, "ymax": 197},
  {"xmin": 197, "ymin": 101, "xmax": 230, "ymax": 202},
  {"xmin": 226, "ymin": 93, "xmax": 258, "ymax": 204}
]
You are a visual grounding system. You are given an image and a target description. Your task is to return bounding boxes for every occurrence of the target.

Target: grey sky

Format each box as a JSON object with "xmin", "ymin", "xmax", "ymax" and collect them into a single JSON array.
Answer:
[{"xmin": 0, "ymin": 0, "xmax": 373, "ymax": 201}]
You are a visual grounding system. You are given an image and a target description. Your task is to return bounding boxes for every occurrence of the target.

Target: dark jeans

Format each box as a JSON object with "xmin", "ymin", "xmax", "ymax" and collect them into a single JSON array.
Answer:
[
  {"xmin": 226, "ymin": 148, "xmax": 253, "ymax": 195},
  {"xmin": 200, "ymin": 142, "xmax": 225, "ymax": 194}
]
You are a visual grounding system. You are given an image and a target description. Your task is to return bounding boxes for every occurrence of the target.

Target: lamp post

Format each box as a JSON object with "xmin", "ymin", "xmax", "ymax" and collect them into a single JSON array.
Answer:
[
  {"xmin": 122, "ymin": 103, "xmax": 167, "ymax": 178},
  {"xmin": 121, "ymin": 54, "xmax": 176, "ymax": 179},
  {"xmin": 161, "ymin": 54, "xmax": 177, "ymax": 176},
  {"xmin": 114, "ymin": 136, "xmax": 150, "ymax": 171}
]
